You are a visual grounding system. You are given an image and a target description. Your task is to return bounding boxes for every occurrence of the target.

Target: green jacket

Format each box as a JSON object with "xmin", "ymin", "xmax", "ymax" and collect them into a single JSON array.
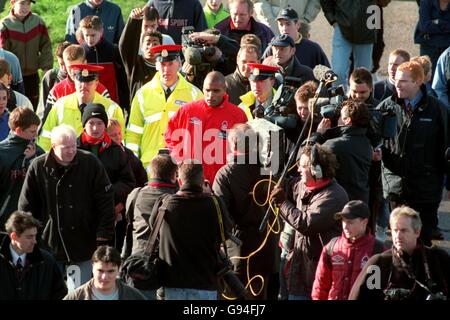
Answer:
[
  {"xmin": 0, "ymin": 12, "xmax": 53, "ymax": 75},
  {"xmin": 204, "ymin": 3, "xmax": 229, "ymax": 29}
]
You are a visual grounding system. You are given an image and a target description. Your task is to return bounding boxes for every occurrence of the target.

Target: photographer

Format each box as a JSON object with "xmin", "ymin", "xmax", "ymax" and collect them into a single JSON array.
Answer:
[
  {"xmin": 182, "ymin": 28, "xmax": 239, "ymax": 89},
  {"xmin": 349, "ymin": 206, "xmax": 450, "ymax": 300},
  {"xmin": 379, "ymin": 61, "xmax": 450, "ymax": 246}
]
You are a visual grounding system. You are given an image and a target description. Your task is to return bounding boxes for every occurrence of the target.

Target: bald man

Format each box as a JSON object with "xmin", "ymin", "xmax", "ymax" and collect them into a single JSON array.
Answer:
[{"xmin": 165, "ymin": 71, "xmax": 248, "ymax": 183}]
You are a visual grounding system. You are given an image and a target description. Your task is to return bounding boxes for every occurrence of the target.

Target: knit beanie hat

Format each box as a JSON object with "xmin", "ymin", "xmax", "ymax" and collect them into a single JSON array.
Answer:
[{"xmin": 81, "ymin": 103, "xmax": 108, "ymax": 127}]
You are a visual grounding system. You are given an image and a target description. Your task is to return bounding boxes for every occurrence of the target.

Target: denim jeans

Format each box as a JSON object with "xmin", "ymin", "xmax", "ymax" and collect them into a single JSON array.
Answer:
[
  {"xmin": 332, "ymin": 25, "xmax": 374, "ymax": 88},
  {"xmin": 164, "ymin": 288, "xmax": 218, "ymax": 300},
  {"xmin": 57, "ymin": 260, "xmax": 92, "ymax": 293}
]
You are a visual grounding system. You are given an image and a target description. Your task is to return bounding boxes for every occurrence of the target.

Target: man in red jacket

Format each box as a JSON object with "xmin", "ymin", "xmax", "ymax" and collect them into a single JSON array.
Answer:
[
  {"xmin": 165, "ymin": 70, "xmax": 247, "ymax": 184},
  {"xmin": 311, "ymin": 200, "xmax": 384, "ymax": 300}
]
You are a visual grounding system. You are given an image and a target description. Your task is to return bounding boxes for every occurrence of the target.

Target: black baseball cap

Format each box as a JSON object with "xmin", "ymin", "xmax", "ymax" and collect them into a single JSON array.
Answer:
[
  {"xmin": 335, "ymin": 200, "xmax": 370, "ymax": 220},
  {"xmin": 271, "ymin": 34, "xmax": 295, "ymax": 47},
  {"xmin": 276, "ymin": 7, "xmax": 299, "ymax": 22}
]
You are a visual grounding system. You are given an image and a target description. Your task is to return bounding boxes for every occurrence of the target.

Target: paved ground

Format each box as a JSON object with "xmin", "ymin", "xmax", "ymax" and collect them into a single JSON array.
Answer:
[{"xmin": 310, "ymin": 1, "xmax": 450, "ymax": 253}]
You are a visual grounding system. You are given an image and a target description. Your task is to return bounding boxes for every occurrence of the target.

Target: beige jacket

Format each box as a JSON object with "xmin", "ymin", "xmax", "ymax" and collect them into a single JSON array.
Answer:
[{"xmin": 252, "ymin": 0, "xmax": 321, "ymax": 34}]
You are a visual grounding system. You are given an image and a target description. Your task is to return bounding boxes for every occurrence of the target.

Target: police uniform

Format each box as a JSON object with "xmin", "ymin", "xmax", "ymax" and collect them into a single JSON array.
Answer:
[
  {"xmin": 125, "ymin": 45, "xmax": 203, "ymax": 170},
  {"xmin": 238, "ymin": 63, "xmax": 279, "ymax": 120},
  {"xmin": 38, "ymin": 64, "xmax": 125, "ymax": 151}
]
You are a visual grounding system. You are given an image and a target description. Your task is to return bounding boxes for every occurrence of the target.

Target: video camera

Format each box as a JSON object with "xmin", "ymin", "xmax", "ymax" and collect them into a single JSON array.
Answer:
[
  {"xmin": 181, "ymin": 26, "xmax": 216, "ymax": 72},
  {"xmin": 257, "ymin": 76, "xmax": 305, "ymax": 130}
]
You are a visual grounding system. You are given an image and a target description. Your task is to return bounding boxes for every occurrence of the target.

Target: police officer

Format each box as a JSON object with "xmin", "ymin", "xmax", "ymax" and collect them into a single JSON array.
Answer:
[{"xmin": 125, "ymin": 44, "xmax": 203, "ymax": 172}]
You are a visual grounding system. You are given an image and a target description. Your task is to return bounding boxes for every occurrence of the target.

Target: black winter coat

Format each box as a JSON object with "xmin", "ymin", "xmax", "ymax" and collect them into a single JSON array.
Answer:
[
  {"xmin": 213, "ymin": 160, "xmax": 279, "ymax": 275},
  {"xmin": 378, "ymin": 86, "xmax": 450, "ymax": 203},
  {"xmin": 77, "ymin": 138, "xmax": 135, "ymax": 205},
  {"xmin": 320, "ymin": 0, "xmax": 377, "ymax": 44},
  {"xmin": 18, "ymin": 150, "xmax": 115, "ymax": 262},
  {"xmin": 0, "ymin": 234, "xmax": 67, "ymax": 300},
  {"xmin": 323, "ymin": 126, "xmax": 373, "ymax": 204},
  {"xmin": 149, "ymin": 184, "xmax": 233, "ymax": 291}
]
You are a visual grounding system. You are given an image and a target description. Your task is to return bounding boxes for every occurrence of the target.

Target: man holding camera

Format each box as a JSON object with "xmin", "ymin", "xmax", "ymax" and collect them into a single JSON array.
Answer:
[
  {"xmin": 349, "ymin": 206, "xmax": 450, "ymax": 300},
  {"xmin": 378, "ymin": 61, "xmax": 450, "ymax": 246},
  {"xmin": 317, "ymin": 100, "xmax": 373, "ymax": 204}
]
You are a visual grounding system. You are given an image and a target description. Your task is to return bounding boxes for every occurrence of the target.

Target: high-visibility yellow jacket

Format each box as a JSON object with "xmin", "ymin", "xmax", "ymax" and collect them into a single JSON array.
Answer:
[
  {"xmin": 238, "ymin": 89, "xmax": 277, "ymax": 120},
  {"xmin": 125, "ymin": 72, "xmax": 203, "ymax": 169},
  {"xmin": 38, "ymin": 93, "xmax": 125, "ymax": 151}
]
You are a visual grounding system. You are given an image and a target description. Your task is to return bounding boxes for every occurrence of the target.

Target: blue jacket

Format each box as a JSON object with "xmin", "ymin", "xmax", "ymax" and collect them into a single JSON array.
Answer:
[
  {"xmin": 0, "ymin": 110, "xmax": 8, "ymax": 141},
  {"xmin": 414, "ymin": 0, "xmax": 450, "ymax": 47},
  {"xmin": 65, "ymin": 0, "xmax": 125, "ymax": 44},
  {"xmin": 146, "ymin": 0, "xmax": 207, "ymax": 44},
  {"xmin": 432, "ymin": 46, "xmax": 450, "ymax": 107}
]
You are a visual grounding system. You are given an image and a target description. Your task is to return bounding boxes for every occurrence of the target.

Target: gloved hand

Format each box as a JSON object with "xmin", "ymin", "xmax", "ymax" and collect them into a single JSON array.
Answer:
[{"xmin": 270, "ymin": 186, "xmax": 287, "ymax": 206}]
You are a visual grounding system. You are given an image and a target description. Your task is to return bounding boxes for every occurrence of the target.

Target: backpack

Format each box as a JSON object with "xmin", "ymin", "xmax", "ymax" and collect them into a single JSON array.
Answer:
[{"xmin": 326, "ymin": 237, "xmax": 384, "ymax": 266}]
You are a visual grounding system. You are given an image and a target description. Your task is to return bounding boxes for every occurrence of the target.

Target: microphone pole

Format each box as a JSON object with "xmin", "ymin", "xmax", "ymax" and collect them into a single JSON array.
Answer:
[{"xmin": 258, "ymin": 79, "xmax": 328, "ymax": 233}]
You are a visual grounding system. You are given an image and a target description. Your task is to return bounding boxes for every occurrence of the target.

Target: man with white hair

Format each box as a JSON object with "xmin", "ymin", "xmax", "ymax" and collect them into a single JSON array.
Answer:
[
  {"xmin": 349, "ymin": 206, "xmax": 450, "ymax": 300},
  {"xmin": 18, "ymin": 124, "xmax": 115, "ymax": 292}
]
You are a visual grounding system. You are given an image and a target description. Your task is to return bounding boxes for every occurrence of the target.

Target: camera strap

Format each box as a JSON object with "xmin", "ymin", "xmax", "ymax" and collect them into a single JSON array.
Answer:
[{"xmin": 212, "ymin": 195, "xmax": 228, "ymax": 257}]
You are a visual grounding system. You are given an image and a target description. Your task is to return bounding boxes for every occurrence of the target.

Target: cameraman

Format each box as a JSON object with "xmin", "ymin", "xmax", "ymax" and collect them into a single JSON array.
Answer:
[
  {"xmin": 349, "ymin": 206, "xmax": 450, "ymax": 300},
  {"xmin": 317, "ymin": 100, "xmax": 373, "ymax": 204},
  {"xmin": 182, "ymin": 29, "xmax": 239, "ymax": 89}
]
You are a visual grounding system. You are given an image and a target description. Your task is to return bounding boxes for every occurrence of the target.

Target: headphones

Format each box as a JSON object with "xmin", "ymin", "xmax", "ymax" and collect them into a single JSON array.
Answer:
[{"xmin": 310, "ymin": 144, "xmax": 323, "ymax": 180}]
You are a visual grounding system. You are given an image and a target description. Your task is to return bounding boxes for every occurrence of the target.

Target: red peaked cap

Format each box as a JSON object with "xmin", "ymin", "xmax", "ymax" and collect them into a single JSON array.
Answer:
[
  {"xmin": 150, "ymin": 44, "xmax": 183, "ymax": 62},
  {"xmin": 246, "ymin": 63, "xmax": 280, "ymax": 81},
  {"xmin": 70, "ymin": 64, "xmax": 104, "ymax": 82}
]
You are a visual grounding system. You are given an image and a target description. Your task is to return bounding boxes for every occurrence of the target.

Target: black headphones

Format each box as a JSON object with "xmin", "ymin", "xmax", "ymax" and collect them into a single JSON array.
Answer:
[{"xmin": 310, "ymin": 144, "xmax": 323, "ymax": 180}]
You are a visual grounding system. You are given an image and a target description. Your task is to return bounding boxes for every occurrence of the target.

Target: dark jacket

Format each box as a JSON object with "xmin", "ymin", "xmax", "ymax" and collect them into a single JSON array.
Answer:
[
  {"xmin": 119, "ymin": 17, "xmax": 157, "ymax": 106},
  {"xmin": 0, "ymin": 133, "xmax": 44, "ymax": 228},
  {"xmin": 282, "ymin": 56, "xmax": 316, "ymax": 84},
  {"xmin": 263, "ymin": 37, "xmax": 330, "ymax": 70},
  {"xmin": 214, "ymin": 16, "xmax": 275, "ymax": 53},
  {"xmin": 82, "ymin": 38, "xmax": 130, "ymax": 111},
  {"xmin": 279, "ymin": 179, "xmax": 348, "ymax": 296},
  {"xmin": 64, "ymin": 278, "xmax": 145, "ymax": 300},
  {"xmin": 77, "ymin": 138, "xmax": 135, "ymax": 205},
  {"xmin": 225, "ymin": 69, "xmax": 251, "ymax": 106},
  {"xmin": 373, "ymin": 78, "xmax": 395, "ymax": 102},
  {"xmin": 124, "ymin": 146, "xmax": 148, "ymax": 188},
  {"xmin": 378, "ymin": 85, "xmax": 450, "ymax": 203},
  {"xmin": 212, "ymin": 159, "xmax": 278, "ymax": 275},
  {"xmin": 322, "ymin": 126, "xmax": 373, "ymax": 204},
  {"xmin": 150, "ymin": 184, "xmax": 233, "ymax": 291},
  {"xmin": 414, "ymin": 0, "xmax": 450, "ymax": 48},
  {"xmin": 128, "ymin": 180, "xmax": 177, "ymax": 255},
  {"xmin": 349, "ymin": 244, "xmax": 450, "ymax": 300},
  {"xmin": 320, "ymin": 0, "xmax": 377, "ymax": 44},
  {"xmin": 18, "ymin": 149, "xmax": 115, "ymax": 263},
  {"xmin": 0, "ymin": 234, "xmax": 67, "ymax": 300},
  {"xmin": 146, "ymin": 0, "xmax": 208, "ymax": 45}
]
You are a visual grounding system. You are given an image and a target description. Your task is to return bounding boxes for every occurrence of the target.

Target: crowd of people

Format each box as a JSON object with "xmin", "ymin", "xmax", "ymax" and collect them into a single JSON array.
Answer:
[{"xmin": 0, "ymin": 0, "xmax": 450, "ymax": 301}]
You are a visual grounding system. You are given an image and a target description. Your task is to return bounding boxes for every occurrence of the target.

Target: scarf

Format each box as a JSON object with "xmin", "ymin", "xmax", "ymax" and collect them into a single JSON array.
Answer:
[{"xmin": 80, "ymin": 129, "xmax": 112, "ymax": 154}]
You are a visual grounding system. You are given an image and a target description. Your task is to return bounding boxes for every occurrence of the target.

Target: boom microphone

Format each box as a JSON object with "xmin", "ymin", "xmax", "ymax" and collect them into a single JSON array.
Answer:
[{"xmin": 313, "ymin": 64, "xmax": 338, "ymax": 82}]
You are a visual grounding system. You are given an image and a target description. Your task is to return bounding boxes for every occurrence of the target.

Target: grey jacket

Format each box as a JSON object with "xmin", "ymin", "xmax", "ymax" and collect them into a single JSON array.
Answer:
[{"xmin": 63, "ymin": 278, "xmax": 145, "ymax": 300}]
